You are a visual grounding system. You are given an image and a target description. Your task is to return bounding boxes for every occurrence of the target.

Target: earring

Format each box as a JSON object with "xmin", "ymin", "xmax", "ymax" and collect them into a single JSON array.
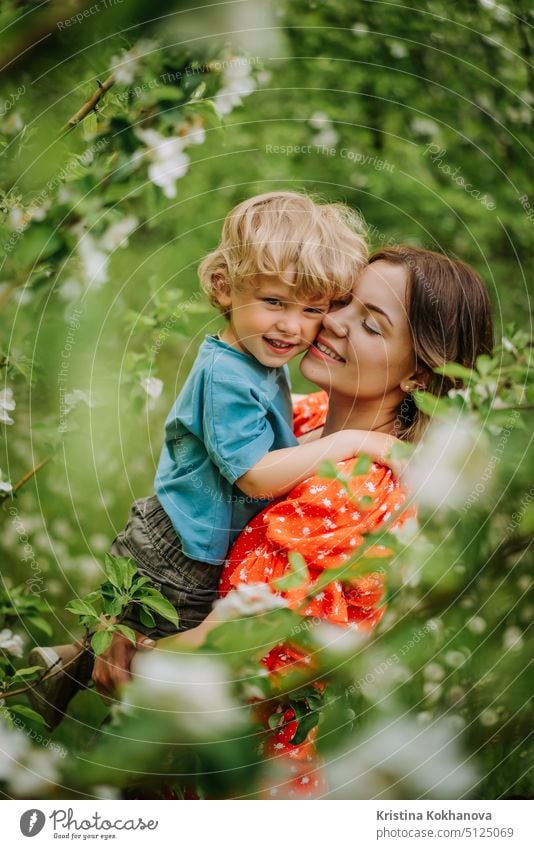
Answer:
[{"xmin": 401, "ymin": 379, "xmax": 418, "ymax": 394}]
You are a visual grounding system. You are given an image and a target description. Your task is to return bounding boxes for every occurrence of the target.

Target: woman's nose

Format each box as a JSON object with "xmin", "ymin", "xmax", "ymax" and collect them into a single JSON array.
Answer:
[{"xmin": 322, "ymin": 309, "xmax": 349, "ymax": 337}]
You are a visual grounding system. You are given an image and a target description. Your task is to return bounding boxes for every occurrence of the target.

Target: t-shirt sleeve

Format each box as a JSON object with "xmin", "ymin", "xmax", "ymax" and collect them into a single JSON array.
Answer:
[{"xmin": 204, "ymin": 375, "xmax": 275, "ymax": 484}]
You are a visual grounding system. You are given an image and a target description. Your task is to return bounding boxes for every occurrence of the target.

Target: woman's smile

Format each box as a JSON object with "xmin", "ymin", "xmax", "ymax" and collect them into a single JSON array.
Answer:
[{"xmin": 310, "ymin": 335, "xmax": 346, "ymax": 364}]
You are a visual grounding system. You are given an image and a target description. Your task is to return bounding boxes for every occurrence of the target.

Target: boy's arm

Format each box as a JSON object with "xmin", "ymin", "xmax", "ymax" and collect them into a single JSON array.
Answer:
[
  {"xmin": 236, "ymin": 430, "xmax": 396, "ymax": 499},
  {"xmin": 298, "ymin": 426, "xmax": 324, "ymax": 444}
]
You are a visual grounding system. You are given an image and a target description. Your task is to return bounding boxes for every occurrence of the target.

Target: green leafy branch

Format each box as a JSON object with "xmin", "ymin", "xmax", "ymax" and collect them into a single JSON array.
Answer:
[{"xmin": 65, "ymin": 554, "xmax": 179, "ymax": 655}]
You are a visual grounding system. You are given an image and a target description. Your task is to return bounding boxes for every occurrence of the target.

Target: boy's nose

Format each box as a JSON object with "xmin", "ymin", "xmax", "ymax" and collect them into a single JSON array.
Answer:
[{"xmin": 276, "ymin": 314, "xmax": 301, "ymax": 337}]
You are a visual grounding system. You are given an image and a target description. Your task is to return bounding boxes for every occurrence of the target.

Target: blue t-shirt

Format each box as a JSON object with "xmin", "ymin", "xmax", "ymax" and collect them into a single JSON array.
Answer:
[{"xmin": 154, "ymin": 335, "xmax": 298, "ymax": 565}]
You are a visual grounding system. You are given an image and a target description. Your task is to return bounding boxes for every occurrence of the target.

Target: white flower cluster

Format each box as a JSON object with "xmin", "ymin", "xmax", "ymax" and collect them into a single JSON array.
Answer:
[
  {"xmin": 326, "ymin": 713, "xmax": 478, "ymax": 799},
  {"xmin": 110, "ymin": 40, "xmax": 156, "ymax": 86},
  {"xmin": 128, "ymin": 650, "xmax": 246, "ymax": 735},
  {"xmin": 0, "ymin": 468, "xmax": 12, "ymax": 494},
  {"xmin": 140, "ymin": 376, "xmax": 163, "ymax": 410},
  {"xmin": 134, "ymin": 120, "xmax": 206, "ymax": 199},
  {"xmin": 402, "ymin": 415, "xmax": 488, "ymax": 510},
  {"xmin": 0, "ymin": 387, "xmax": 16, "ymax": 426},
  {"xmin": 0, "ymin": 723, "xmax": 62, "ymax": 797},
  {"xmin": 63, "ymin": 389, "xmax": 96, "ymax": 415},
  {"xmin": 309, "ymin": 111, "xmax": 339, "ymax": 148},
  {"xmin": 75, "ymin": 215, "xmax": 138, "ymax": 290},
  {"xmin": 214, "ymin": 59, "xmax": 257, "ymax": 117},
  {"xmin": 0, "ymin": 628, "xmax": 24, "ymax": 657},
  {"xmin": 214, "ymin": 582, "xmax": 288, "ymax": 619}
]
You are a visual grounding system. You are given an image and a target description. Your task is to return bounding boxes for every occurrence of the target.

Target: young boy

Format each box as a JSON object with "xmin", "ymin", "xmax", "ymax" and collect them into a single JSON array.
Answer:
[{"xmin": 29, "ymin": 191, "xmax": 389, "ymax": 725}]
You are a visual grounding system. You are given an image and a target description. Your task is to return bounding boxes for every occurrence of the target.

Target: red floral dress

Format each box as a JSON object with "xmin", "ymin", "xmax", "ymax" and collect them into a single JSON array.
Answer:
[{"xmin": 219, "ymin": 392, "xmax": 416, "ymax": 798}]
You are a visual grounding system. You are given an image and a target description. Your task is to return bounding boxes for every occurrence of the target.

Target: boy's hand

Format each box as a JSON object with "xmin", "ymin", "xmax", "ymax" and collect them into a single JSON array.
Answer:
[{"xmin": 92, "ymin": 629, "xmax": 155, "ymax": 700}]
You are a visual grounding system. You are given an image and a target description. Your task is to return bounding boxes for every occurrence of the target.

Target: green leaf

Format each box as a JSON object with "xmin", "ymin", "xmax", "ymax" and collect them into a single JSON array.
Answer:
[
  {"xmin": 434, "ymin": 363, "xmax": 476, "ymax": 382},
  {"xmin": 318, "ymin": 460, "xmax": 343, "ymax": 481},
  {"xmin": 91, "ymin": 630, "xmax": 114, "ymax": 655},
  {"xmin": 274, "ymin": 552, "xmax": 310, "ymax": 591},
  {"xmin": 27, "ymin": 616, "xmax": 53, "ymax": 638},
  {"xmin": 352, "ymin": 455, "xmax": 372, "ymax": 476},
  {"xmin": 102, "ymin": 595, "xmax": 125, "ymax": 618},
  {"xmin": 206, "ymin": 608, "xmax": 301, "ymax": 658},
  {"xmin": 289, "ymin": 711, "xmax": 319, "ymax": 746},
  {"xmin": 104, "ymin": 554, "xmax": 136, "ymax": 590},
  {"xmin": 66, "ymin": 599, "xmax": 100, "ymax": 621},
  {"xmin": 115, "ymin": 625, "xmax": 137, "ymax": 646},
  {"xmin": 131, "ymin": 576, "xmax": 154, "ymax": 594},
  {"xmin": 8, "ymin": 704, "xmax": 47, "ymax": 726},
  {"xmin": 476, "ymin": 355, "xmax": 497, "ymax": 377},
  {"xmin": 13, "ymin": 665, "xmax": 43, "ymax": 677},
  {"xmin": 267, "ymin": 711, "xmax": 283, "ymax": 730},
  {"xmin": 139, "ymin": 606, "xmax": 156, "ymax": 628},
  {"xmin": 138, "ymin": 590, "xmax": 179, "ymax": 627},
  {"xmin": 413, "ymin": 390, "xmax": 453, "ymax": 418},
  {"xmin": 15, "ymin": 223, "xmax": 62, "ymax": 265}
]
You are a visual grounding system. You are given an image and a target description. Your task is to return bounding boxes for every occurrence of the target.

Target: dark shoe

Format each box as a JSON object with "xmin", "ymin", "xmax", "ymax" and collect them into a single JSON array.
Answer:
[{"xmin": 27, "ymin": 642, "xmax": 94, "ymax": 729}]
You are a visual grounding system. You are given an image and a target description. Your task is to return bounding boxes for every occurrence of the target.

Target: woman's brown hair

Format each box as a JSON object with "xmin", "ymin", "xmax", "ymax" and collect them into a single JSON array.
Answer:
[{"xmin": 369, "ymin": 245, "xmax": 494, "ymax": 442}]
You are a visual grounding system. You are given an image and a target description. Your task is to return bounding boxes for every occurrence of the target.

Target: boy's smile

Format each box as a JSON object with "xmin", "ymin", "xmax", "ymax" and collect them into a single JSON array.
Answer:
[{"xmin": 217, "ymin": 272, "xmax": 329, "ymax": 367}]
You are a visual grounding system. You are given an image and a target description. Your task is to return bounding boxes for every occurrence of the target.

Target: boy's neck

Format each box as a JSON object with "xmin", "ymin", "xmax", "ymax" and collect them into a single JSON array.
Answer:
[{"xmin": 218, "ymin": 324, "xmax": 247, "ymax": 355}]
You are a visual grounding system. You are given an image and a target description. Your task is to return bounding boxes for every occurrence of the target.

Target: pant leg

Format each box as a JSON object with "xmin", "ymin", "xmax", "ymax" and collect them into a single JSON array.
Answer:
[{"xmin": 108, "ymin": 495, "xmax": 221, "ymax": 639}]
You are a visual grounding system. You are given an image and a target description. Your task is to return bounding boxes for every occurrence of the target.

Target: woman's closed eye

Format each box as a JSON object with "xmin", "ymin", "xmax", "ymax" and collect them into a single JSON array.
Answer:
[{"xmin": 362, "ymin": 317, "xmax": 382, "ymax": 336}]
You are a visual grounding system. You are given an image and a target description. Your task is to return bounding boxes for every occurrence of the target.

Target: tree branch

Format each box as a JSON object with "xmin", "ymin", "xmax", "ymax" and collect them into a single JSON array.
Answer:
[
  {"xmin": 60, "ymin": 73, "xmax": 116, "ymax": 136},
  {"xmin": 11, "ymin": 456, "xmax": 52, "ymax": 495}
]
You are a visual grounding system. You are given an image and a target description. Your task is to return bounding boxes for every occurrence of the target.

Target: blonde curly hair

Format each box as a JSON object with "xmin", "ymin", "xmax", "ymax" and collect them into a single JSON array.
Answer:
[{"xmin": 198, "ymin": 191, "xmax": 367, "ymax": 315}]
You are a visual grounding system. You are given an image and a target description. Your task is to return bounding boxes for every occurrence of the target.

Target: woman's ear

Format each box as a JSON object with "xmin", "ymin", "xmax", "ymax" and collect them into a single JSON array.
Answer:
[{"xmin": 400, "ymin": 368, "xmax": 430, "ymax": 394}]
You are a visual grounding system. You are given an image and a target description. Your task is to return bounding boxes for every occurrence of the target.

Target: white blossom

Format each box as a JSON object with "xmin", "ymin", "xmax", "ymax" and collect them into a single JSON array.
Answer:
[
  {"xmin": 0, "ymin": 628, "xmax": 24, "ymax": 658},
  {"xmin": 214, "ymin": 60, "xmax": 257, "ymax": 116},
  {"xmin": 502, "ymin": 626, "xmax": 523, "ymax": 652},
  {"xmin": 58, "ymin": 277, "xmax": 83, "ymax": 302},
  {"xmin": 351, "ymin": 22, "xmax": 369, "ymax": 36},
  {"xmin": 444, "ymin": 650, "xmax": 466, "ymax": 668},
  {"xmin": 0, "ymin": 724, "xmax": 29, "ymax": 783},
  {"xmin": 467, "ymin": 616, "xmax": 486, "ymax": 634},
  {"xmin": 411, "ymin": 118, "xmax": 440, "ymax": 136},
  {"xmin": 140, "ymin": 376, "xmax": 163, "ymax": 410},
  {"xmin": 0, "ymin": 468, "xmax": 12, "ymax": 493},
  {"xmin": 180, "ymin": 121, "xmax": 206, "ymax": 146},
  {"xmin": 215, "ymin": 582, "xmax": 288, "ymax": 619},
  {"xmin": 100, "ymin": 215, "xmax": 138, "ymax": 252},
  {"xmin": 479, "ymin": 708, "xmax": 499, "ymax": 727},
  {"xmin": 403, "ymin": 415, "xmax": 488, "ymax": 510},
  {"xmin": 424, "ymin": 662, "xmax": 445, "ymax": 681},
  {"xmin": 325, "ymin": 714, "xmax": 478, "ymax": 799},
  {"xmin": 501, "ymin": 336, "xmax": 517, "ymax": 354},
  {"xmin": 135, "ymin": 128, "xmax": 190, "ymax": 198},
  {"xmin": 312, "ymin": 622, "xmax": 365, "ymax": 655},
  {"xmin": 110, "ymin": 40, "xmax": 154, "ymax": 85},
  {"xmin": 8, "ymin": 748, "xmax": 61, "ymax": 797},
  {"xmin": 0, "ymin": 388, "xmax": 16, "ymax": 425},
  {"xmin": 128, "ymin": 650, "xmax": 245, "ymax": 735},
  {"xmin": 389, "ymin": 41, "xmax": 408, "ymax": 58},
  {"xmin": 77, "ymin": 231, "xmax": 109, "ymax": 287},
  {"xmin": 63, "ymin": 389, "xmax": 95, "ymax": 413}
]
